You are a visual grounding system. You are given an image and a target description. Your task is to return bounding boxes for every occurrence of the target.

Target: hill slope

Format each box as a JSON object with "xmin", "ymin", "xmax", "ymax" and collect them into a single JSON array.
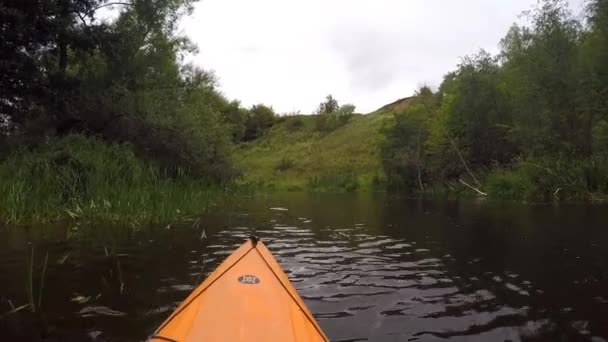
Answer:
[{"xmin": 233, "ymin": 98, "xmax": 414, "ymax": 191}]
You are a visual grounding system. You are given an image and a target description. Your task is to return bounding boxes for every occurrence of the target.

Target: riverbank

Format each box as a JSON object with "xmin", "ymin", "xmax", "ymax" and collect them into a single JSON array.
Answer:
[
  {"xmin": 0, "ymin": 135, "xmax": 229, "ymax": 225},
  {"xmin": 2, "ymin": 130, "xmax": 607, "ymax": 227}
]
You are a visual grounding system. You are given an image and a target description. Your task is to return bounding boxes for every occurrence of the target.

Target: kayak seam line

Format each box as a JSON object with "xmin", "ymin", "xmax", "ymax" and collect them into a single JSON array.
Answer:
[
  {"xmin": 253, "ymin": 247, "xmax": 329, "ymax": 341},
  {"xmin": 152, "ymin": 244, "xmax": 256, "ymax": 336},
  {"xmin": 147, "ymin": 335, "xmax": 179, "ymax": 342}
]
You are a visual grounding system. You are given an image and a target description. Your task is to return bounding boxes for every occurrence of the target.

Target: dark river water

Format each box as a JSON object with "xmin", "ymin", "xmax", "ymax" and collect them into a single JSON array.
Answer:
[{"xmin": 1, "ymin": 193, "xmax": 608, "ymax": 341}]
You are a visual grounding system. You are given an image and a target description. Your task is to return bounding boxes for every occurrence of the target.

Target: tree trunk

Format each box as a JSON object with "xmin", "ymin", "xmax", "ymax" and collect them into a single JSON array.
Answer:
[
  {"xmin": 583, "ymin": 107, "xmax": 594, "ymax": 158},
  {"xmin": 416, "ymin": 130, "xmax": 424, "ymax": 191},
  {"xmin": 55, "ymin": 0, "xmax": 71, "ymax": 123},
  {"xmin": 58, "ymin": 0, "xmax": 70, "ymax": 78}
]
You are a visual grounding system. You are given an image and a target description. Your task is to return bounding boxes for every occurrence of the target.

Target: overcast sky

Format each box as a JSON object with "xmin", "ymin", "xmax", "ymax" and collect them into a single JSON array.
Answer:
[{"xmin": 181, "ymin": 0, "xmax": 586, "ymax": 114}]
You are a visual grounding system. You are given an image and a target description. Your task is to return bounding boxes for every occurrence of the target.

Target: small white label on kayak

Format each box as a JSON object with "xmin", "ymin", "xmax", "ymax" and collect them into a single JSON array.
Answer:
[{"xmin": 238, "ymin": 275, "xmax": 260, "ymax": 285}]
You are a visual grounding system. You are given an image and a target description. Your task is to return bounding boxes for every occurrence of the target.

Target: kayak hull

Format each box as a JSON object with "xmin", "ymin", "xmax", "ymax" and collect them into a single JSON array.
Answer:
[{"xmin": 150, "ymin": 238, "xmax": 328, "ymax": 342}]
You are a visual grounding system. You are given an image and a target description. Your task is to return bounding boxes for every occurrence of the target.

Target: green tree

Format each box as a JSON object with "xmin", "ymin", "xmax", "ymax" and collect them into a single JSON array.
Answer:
[
  {"xmin": 243, "ymin": 104, "xmax": 276, "ymax": 141},
  {"xmin": 0, "ymin": 0, "xmax": 242, "ymax": 181},
  {"xmin": 379, "ymin": 0, "xmax": 608, "ymax": 197},
  {"xmin": 220, "ymin": 100, "xmax": 249, "ymax": 142},
  {"xmin": 381, "ymin": 88, "xmax": 436, "ymax": 190},
  {"xmin": 442, "ymin": 52, "xmax": 517, "ymax": 169},
  {"xmin": 578, "ymin": 0, "xmax": 608, "ymax": 156},
  {"xmin": 500, "ymin": 0, "xmax": 582, "ymax": 155},
  {"xmin": 314, "ymin": 95, "xmax": 355, "ymax": 132},
  {"xmin": 315, "ymin": 95, "xmax": 339, "ymax": 115},
  {"xmin": 0, "ymin": 0, "xmax": 197, "ymax": 129}
]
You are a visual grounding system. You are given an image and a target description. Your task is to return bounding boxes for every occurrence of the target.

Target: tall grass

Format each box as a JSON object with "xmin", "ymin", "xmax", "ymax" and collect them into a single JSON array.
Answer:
[
  {"xmin": 307, "ymin": 172, "xmax": 360, "ymax": 192},
  {"xmin": 234, "ymin": 112, "xmax": 390, "ymax": 191},
  {"xmin": 484, "ymin": 157, "xmax": 608, "ymax": 201},
  {"xmin": 0, "ymin": 135, "xmax": 226, "ymax": 225}
]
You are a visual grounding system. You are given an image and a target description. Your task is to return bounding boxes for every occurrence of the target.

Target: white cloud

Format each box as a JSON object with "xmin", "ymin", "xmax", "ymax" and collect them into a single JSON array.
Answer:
[{"xmin": 181, "ymin": 0, "xmax": 586, "ymax": 113}]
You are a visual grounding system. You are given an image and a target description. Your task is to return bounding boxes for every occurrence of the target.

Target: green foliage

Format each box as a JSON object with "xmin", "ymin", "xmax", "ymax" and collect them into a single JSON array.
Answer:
[
  {"xmin": 219, "ymin": 103, "xmax": 277, "ymax": 142},
  {"xmin": 0, "ymin": 0, "xmax": 196, "ymax": 125},
  {"xmin": 500, "ymin": 1, "xmax": 583, "ymax": 156},
  {"xmin": 315, "ymin": 95, "xmax": 340, "ymax": 115},
  {"xmin": 314, "ymin": 95, "xmax": 355, "ymax": 132},
  {"xmin": 275, "ymin": 157, "xmax": 295, "ymax": 171},
  {"xmin": 381, "ymin": 88, "xmax": 436, "ymax": 191},
  {"xmin": 443, "ymin": 52, "xmax": 517, "ymax": 167},
  {"xmin": 0, "ymin": 0, "xmax": 238, "ymax": 222},
  {"xmin": 220, "ymin": 100, "xmax": 249, "ymax": 142},
  {"xmin": 243, "ymin": 104, "xmax": 276, "ymax": 141},
  {"xmin": 379, "ymin": 0, "xmax": 608, "ymax": 200},
  {"xmin": 234, "ymin": 112, "xmax": 389, "ymax": 191},
  {"xmin": 0, "ymin": 0, "xmax": 240, "ymax": 186},
  {"xmin": 484, "ymin": 166, "xmax": 537, "ymax": 200},
  {"xmin": 485, "ymin": 157, "xmax": 608, "ymax": 200},
  {"xmin": 285, "ymin": 117, "xmax": 305, "ymax": 132},
  {"xmin": 0, "ymin": 0, "xmax": 102, "ymax": 122},
  {"xmin": 592, "ymin": 119, "xmax": 608, "ymax": 152},
  {"xmin": 0, "ymin": 135, "xmax": 224, "ymax": 224},
  {"xmin": 307, "ymin": 172, "xmax": 360, "ymax": 192}
]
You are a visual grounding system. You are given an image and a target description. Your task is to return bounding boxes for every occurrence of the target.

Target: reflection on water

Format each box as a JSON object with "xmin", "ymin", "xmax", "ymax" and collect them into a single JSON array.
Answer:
[{"xmin": 1, "ymin": 193, "xmax": 608, "ymax": 341}]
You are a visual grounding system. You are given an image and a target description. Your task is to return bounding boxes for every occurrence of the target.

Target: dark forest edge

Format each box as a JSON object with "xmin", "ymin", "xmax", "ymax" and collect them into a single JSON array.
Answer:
[
  {"xmin": 0, "ymin": 0, "xmax": 272, "ymax": 224},
  {"xmin": 1, "ymin": 0, "xmax": 608, "ymax": 224}
]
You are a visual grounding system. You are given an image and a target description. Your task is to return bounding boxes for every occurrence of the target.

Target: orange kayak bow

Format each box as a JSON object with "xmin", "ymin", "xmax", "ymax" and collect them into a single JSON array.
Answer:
[{"xmin": 149, "ymin": 237, "xmax": 329, "ymax": 342}]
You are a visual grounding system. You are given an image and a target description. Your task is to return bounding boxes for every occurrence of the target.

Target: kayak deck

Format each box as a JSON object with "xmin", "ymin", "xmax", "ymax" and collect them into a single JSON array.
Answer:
[{"xmin": 149, "ymin": 237, "xmax": 328, "ymax": 342}]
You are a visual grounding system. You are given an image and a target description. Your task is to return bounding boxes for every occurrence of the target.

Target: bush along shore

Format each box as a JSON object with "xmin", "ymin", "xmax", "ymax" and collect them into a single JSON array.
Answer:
[{"xmin": 379, "ymin": 0, "xmax": 608, "ymax": 201}]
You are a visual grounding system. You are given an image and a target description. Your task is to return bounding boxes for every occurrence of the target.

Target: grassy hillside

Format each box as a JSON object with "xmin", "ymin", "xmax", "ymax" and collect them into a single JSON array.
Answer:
[{"xmin": 233, "ymin": 98, "xmax": 414, "ymax": 191}]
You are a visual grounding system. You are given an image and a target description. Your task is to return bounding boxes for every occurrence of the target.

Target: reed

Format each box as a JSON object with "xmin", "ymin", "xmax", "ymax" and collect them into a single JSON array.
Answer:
[
  {"xmin": 26, "ymin": 246, "xmax": 35, "ymax": 312},
  {"xmin": 0, "ymin": 135, "xmax": 227, "ymax": 225},
  {"xmin": 38, "ymin": 251, "xmax": 48, "ymax": 309}
]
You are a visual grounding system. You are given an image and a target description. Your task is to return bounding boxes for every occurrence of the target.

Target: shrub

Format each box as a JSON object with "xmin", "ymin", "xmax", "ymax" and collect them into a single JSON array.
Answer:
[
  {"xmin": 484, "ymin": 157, "xmax": 608, "ymax": 200},
  {"xmin": 285, "ymin": 117, "xmax": 305, "ymax": 132},
  {"xmin": 243, "ymin": 104, "xmax": 276, "ymax": 141},
  {"xmin": 314, "ymin": 95, "xmax": 355, "ymax": 132},
  {"xmin": 307, "ymin": 172, "xmax": 360, "ymax": 192},
  {"xmin": 485, "ymin": 168, "xmax": 535, "ymax": 199},
  {"xmin": 275, "ymin": 157, "xmax": 295, "ymax": 171}
]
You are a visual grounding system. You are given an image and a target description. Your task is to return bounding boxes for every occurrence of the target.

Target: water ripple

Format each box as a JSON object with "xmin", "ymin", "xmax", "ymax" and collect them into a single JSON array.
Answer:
[{"xmin": 203, "ymin": 224, "xmax": 553, "ymax": 341}]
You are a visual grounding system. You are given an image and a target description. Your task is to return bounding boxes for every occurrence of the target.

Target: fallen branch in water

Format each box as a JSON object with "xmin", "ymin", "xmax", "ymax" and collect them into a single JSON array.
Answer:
[
  {"xmin": 459, "ymin": 179, "xmax": 487, "ymax": 196},
  {"xmin": 441, "ymin": 179, "xmax": 455, "ymax": 191},
  {"xmin": 0, "ymin": 303, "xmax": 30, "ymax": 319},
  {"xmin": 450, "ymin": 138, "xmax": 480, "ymax": 186},
  {"xmin": 553, "ymin": 187, "xmax": 562, "ymax": 199}
]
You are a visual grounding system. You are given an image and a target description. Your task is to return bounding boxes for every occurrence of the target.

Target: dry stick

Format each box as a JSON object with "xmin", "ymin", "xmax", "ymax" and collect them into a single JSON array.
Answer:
[
  {"xmin": 553, "ymin": 187, "xmax": 562, "ymax": 198},
  {"xmin": 416, "ymin": 131, "xmax": 424, "ymax": 191},
  {"xmin": 38, "ymin": 251, "xmax": 49, "ymax": 309},
  {"xmin": 450, "ymin": 138, "xmax": 481, "ymax": 186},
  {"xmin": 27, "ymin": 246, "xmax": 35, "ymax": 313},
  {"xmin": 0, "ymin": 304, "xmax": 30, "ymax": 319},
  {"xmin": 441, "ymin": 179, "xmax": 455, "ymax": 191},
  {"xmin": 459, "ymin": 179, "xmax": 487, "ymax": 196},
  {"xmin": 115, "ymin": 257, "xmax": 125, "ymax": 295}
]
